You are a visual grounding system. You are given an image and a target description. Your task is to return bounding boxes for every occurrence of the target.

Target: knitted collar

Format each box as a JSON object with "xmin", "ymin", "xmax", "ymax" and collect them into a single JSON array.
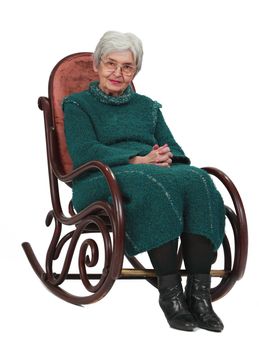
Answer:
[{"xmin": 89, "ymin": 80, "xmax": 134, "ymax": 105}]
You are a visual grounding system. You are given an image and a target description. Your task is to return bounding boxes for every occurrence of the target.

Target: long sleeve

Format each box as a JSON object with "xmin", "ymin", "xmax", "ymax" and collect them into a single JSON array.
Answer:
[
  {"xmin": 154, "ymin": 109, "xmax": 191, "ymax": 164},
  {"xmin": 63, "ymin": 100, "xmax": 143, "ymax": 169}
]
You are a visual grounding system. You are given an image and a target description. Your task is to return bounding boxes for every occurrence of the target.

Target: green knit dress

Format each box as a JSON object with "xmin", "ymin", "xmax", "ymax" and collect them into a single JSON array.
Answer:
[{"xmin": 63, "ymin": 81, "xmax": 225, "ymax": 256}]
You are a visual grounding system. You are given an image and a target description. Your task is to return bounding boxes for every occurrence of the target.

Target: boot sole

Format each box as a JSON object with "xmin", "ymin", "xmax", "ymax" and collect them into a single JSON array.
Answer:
[
  {"xmin": 197, "ymin": 322, "xmax": 223, "ymax": 332},
  {"xmin": 168, "ymin": 321, "xmax": 198, "ymax": 332}
]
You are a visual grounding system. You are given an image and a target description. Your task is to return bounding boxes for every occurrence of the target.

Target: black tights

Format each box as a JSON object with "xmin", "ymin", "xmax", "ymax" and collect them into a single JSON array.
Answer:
[{"xmin": 148, "ymin": 233, "xmax": 215, "ymax": 276}]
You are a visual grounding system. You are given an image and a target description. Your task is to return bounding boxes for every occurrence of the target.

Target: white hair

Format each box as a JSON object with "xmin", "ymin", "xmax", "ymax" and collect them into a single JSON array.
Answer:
[{"xmin": 93, "ymin": 31, "xmax": 143, "ymax": 74}]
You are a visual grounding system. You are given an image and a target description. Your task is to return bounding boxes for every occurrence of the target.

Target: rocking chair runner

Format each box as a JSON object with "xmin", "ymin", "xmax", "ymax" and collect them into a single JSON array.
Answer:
[{"xmin": 22, "ymin": 52, "xmax": 248, "ymax": 306}]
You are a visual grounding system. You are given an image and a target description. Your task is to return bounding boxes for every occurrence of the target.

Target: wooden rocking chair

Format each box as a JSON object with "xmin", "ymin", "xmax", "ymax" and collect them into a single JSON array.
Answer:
[{"xmin": 22, "ymin": 52, "xmax": 248, "ymax": 306}]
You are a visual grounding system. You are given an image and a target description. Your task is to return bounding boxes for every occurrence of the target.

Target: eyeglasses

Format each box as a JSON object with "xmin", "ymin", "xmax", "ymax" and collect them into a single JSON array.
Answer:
[{"xmin": 101, "ymin": 58, "xmax": 136, "ymax": 76}]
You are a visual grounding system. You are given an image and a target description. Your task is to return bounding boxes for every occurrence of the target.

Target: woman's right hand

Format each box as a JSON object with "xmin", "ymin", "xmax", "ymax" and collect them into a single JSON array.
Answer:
[{"xmin": 129, "ymin": 144, "xmax": 173, "ymax": 167}]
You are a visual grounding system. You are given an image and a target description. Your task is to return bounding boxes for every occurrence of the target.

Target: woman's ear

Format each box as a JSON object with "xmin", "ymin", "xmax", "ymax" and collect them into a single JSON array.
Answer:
[{"xmin": 93, "ymin": 60, "xmax": 98, "ymax": 72}]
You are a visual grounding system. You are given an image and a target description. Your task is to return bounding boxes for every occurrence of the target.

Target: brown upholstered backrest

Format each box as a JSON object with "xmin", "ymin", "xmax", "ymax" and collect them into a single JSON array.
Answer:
[{"xmin": 49, "ymin": 52, "xmax": 98, "ymax": 174}]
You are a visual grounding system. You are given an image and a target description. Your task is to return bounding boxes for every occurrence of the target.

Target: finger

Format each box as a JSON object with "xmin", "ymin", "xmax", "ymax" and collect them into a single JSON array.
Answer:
[
  {"xmin": 158, "ymin": 146, "xmax": 170, "ymax": 154},
  {"xmin": 159, "ymin": 144, "xmax": 168, "ymax": 149},
  {"xmin": 155, "ymin": 162, "xmax": 170, "ymax": 167},
  {"xmin": 157, "ymin": 153, "xmax": 171, "ymax": 162},
  {"xmin": 156, "ymin": 144, "xmax": 167, "ymax": 151}
]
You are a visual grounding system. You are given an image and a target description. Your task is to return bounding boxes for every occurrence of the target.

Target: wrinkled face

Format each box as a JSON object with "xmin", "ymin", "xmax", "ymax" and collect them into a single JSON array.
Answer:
[{"xmin": 93, "ymin": 50, "xmax": 136, "ymax": 96}]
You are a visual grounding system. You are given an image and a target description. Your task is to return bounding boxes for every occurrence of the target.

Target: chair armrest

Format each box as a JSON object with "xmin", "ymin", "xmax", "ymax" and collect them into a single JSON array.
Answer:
[
  {"xmin": 54, "ymin": 160, "xmax": 124, "ymax": 228},
  {"xmin": 202, "ymin": 167, "xmax": 247, "ymax": 230},
  {"xmin": 203, "ymin": 166, "xmax": 248, "ymax": 279}
]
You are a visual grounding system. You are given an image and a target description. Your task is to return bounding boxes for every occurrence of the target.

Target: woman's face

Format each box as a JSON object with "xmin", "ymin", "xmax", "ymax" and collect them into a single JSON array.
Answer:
[{"xmin": 94, "ymin": 50, "xmax": 136, "ymax": 96}]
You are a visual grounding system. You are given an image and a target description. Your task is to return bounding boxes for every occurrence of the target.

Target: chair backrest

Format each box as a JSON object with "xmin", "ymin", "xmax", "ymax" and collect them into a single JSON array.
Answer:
[{"xmin": 49, "ymin": 52, "xmax": 99, "ymax": 174}]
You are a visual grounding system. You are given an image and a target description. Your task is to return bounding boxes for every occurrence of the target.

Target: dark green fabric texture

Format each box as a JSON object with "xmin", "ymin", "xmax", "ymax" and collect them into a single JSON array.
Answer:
[{"xmin": 63, "ymin": 81, "xmax": 225, "ymax": 256}]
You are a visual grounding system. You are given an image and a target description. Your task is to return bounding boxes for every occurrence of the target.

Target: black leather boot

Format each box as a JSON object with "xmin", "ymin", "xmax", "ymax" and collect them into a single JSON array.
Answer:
[
  {"xmin": 185, "ymin": 274, "xmax": 224, "ymax": 332},
  {"xmin": 158, "ymin": 274, "xmax": 198, "ymax": 331}
]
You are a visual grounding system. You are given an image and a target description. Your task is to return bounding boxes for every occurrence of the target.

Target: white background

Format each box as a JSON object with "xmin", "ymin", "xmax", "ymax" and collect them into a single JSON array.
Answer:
[{"xmin": 1, "ymin": 0, "xmax": 259, "ymax": 349}]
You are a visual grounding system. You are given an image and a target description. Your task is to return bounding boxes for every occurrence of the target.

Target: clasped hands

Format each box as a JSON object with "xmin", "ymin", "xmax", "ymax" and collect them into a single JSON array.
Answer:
[{"xmin": 129, "ymin": 144, "xmax": 173, "ymax": 167}]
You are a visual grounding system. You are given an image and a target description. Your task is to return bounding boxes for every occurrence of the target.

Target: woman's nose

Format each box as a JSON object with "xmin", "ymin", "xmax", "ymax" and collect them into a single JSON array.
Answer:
[{"xmin": 113, "ymin": 65, "xmax": 123, "ymax": 77}]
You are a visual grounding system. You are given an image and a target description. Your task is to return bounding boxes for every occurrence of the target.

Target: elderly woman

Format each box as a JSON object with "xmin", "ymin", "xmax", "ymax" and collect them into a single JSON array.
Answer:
[{"xmin": 63, "ymin": 31, "xmax": 225, "ymax": 332}]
